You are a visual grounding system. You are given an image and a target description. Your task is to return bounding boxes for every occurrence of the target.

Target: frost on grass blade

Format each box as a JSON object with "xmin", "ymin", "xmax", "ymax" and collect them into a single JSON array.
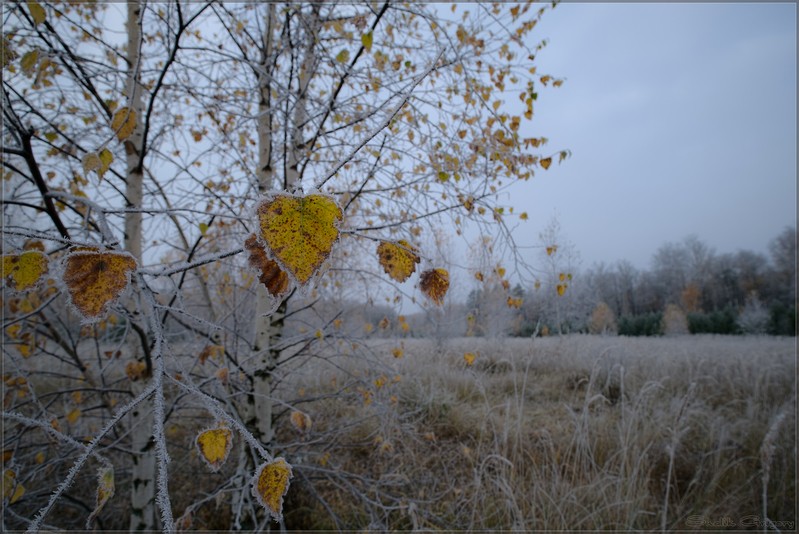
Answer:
[
  {"xmin": 251, "ymin": 458, "xmax": 293, "ymax": 522},
  {"xmin": 2, "ymin": 251, "xmax": 48, "ymax": 292},
  {"xmin": 419, "ymin": 268, "xmax": 450, "ymax": 306},
  {"xmin": 195, "ymin": 425, "xmax": 233, "ymax": 472},
  {"xmin": 377, "ymin": 240, "xmax": 420, "ymax": 283},
  {"xmin": 86, "ymin": 465, "xmax": 114, "ymax": 529},
  {"xmin": 255, "ymin": 192, "xmax": 342, "ymax": 287},
  {"xmin": 62, "ymin": 250, "xmax": 137, "ymax": 322}
]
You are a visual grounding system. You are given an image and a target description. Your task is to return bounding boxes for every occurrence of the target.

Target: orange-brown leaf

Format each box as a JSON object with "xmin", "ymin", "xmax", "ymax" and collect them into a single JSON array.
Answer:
[
  {"xmin": 244, "ymin": 234, "xmax": 291, "ymax": 299},
  {"xmin": 289, "ymin": 411, "xmax": 312, "ymax": 434},
  {"xmin": 63, "ymin": 250, "xmax": 137, "ymax": 321},
  {"xmin": 419, "ymin": 268, "xmax": 450, "ymax": 306}
]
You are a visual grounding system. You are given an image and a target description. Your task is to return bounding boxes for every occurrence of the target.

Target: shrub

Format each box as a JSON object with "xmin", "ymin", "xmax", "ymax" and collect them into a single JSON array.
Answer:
[
  {"xmin": 687, "ymin": 307, "xmax": 741, "ymax": 335},
  {"xmin": 618, "ymin": 312, "xmax": 662, "ymax": 336},
  {"xmin": 661, "ymin": 304, "xmax": 689, "ymax": 336},
  {"xmin": 737, "ymin": 295, "xmax": 770, "ymax": 334},
  {"xmin": 589, "ymin": 302, "xmax": 617, "ymax": 335},
  {"xmin": 768, "ymin": 303, "xmax": 797, "ymax": 336}
]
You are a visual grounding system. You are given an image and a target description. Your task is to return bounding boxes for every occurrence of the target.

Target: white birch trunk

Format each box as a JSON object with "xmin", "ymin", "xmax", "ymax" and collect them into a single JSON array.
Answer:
[
  {"xmin": 124, "ymin": 1, "xmax": 156, "ymax": 531},
  {"xmin": 232, "ymin": 5, "xmax": 278, "ymax": 529}
]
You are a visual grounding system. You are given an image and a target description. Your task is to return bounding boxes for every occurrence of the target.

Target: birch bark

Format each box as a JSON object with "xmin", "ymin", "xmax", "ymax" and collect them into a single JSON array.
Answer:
[{"xmin": 123, "ymin": 1, "xmax": 156, "ymax": 531}]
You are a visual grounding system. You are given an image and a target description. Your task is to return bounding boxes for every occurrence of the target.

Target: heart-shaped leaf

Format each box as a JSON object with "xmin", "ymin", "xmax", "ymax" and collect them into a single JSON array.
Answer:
[
  {"xmin": 195, "ymin": 426, "xmax": 233, "ymax": 472},
  {"xmin": 256, "ymin": 193, "xmax": 342, "ymax": 286},
  {"xmin": 63, "ymin": 250, "xmax": 137, "ymax": 321}
]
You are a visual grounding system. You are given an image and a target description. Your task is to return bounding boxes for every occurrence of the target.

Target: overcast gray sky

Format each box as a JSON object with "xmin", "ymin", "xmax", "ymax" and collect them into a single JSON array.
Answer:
[{"xmin": 506, "ymin": 2, "xmax": 796, "ymax": 269}]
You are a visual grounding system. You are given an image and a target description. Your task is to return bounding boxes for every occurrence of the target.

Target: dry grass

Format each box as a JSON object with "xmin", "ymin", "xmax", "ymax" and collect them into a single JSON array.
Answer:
[
  {"xmin": 4, "ymin": 334, "xmax": 795, "ymax": 531},
  {"xmin": 274, "ymin": 334, "xmax": 796, "ymax": 530}
]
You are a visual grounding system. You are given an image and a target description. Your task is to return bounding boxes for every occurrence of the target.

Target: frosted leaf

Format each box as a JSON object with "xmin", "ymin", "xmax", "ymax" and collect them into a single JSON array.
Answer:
[
  {"xmin": 419, "ymin": 268, "xmax": 449, "ymax": 306},
  {"xmin": 250, "ymin": 458, "xmax": 293, "ymax": 522},
  {"xmin": 62, "ymin": 250, "xmax": 137, "ymax": 322},
  {"xmin": 255, "ymin": 192, "xmax": 342, "ymax": 287},
  {"xmin": 195, "ymin": 425, "xmax": 233, "ymax": 472}
]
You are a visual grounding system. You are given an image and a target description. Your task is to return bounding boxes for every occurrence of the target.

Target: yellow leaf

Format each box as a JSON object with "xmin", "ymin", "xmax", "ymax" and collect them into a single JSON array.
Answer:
[
  {"xmin": 198, "ymin": 344, "xmax": 225, "ymax": 365},
  {"xmin": 1, "ymin": 37, "xmax": 18, "ymax": 69},
  {"xmin": 125, "ymin": 361, "xmax": 148, "ymax": 381},
  {"xmin": 289, "ymin": 411, "xmax": 312, "ymax": 434},
  {"xmin": 336, "ymin": 49, "xmax": 350, "ymax": 63},
  {"xmin": 87, "ymin": 466, "xmax": 115, "ymax": 527},
  {"xmin": 98, "ymin": 148, "xmax": 113, "ymax": 178},
  {"xmin": 195, "ymin": 426, "xmax": 233, "ymax": 472},
  {"xmin": 256, "ymin": 193, "xmax": 342, "ymax": 286},
  {"xmin": 540, "ymin": 157, "xmax": 552, "ymax": 170},
  {"xmin": 419, "ymin": 268, "xmax": 449, "ymax": 306},
  {"xmin": 66, "ymin": 408, "xmax": 81, "ymax": 424},
  {"xmin": 2, "ymin": 251, "xmax": 48, "ymax": 292},
  {"xmin": 377, "ymin": 240, "xmax": 420, "ymax": 283},
  {"xmin": 2, "ymin": 469, "xmax": 25, "ymax": 504},
  {"xmin": 199, "ymin": 222, "xmax": 209, "ymax": 236},
  {"xmin": 63, "ymin": 250, "xmax": 137, "ymax": 321},
  {"xmin": 361, "ymin": 32, "xmax": 373, "ymax": 52},
  {"xmin": 464, "ymin": 352, "xmax": 476, "ymax": 366},
  {"xmin": 556, "ymin": 284, "xmax": 567, "ymax": 296},
  {"xmin": 559, "ymin": 272, "xmax": 565, "ymax": 282},
  {"xmin": 82, "ymin": 152, "xmax": 102, "ymax": 175},
  {"xmin": 519, "ymin": 212, "xmax": 528, "ymax": 220},
  {"xmin": 546, "ymin": 245, "xmax": 557, "ymax": 256},
  {"xmin": 110, "ymin": 107, "xmax": 137, "ymax": 142},
  {"xmin": 20, "ymin": 50, "xmax": 38, "ymax": 74},
  {"xmin": 244, "ymin": 234, "xmax": 291, "ymax": 300},
  {"xmin": 34, "ymin": 452, "xmax": 45, "ymax": 464},
  {"xmin": 463, "ymin": 197, "xmax": 474, "ymax": 213},
  {"xmin": 391, "ymin": 347, "xmax": 403, "ymax": 358},
  {"xmin": 251, "ymin": 458, "xmax": 293, "ymax": 522},
  {"xmin": 28, "ymin": 2, "xmax": 46, "ymax": 25}
]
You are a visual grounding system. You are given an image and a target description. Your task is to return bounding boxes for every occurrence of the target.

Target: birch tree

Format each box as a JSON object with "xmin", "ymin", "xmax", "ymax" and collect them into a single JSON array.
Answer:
[{"xmin": 2, "ymin": 1, "xmax": 567, "ymax": 530}]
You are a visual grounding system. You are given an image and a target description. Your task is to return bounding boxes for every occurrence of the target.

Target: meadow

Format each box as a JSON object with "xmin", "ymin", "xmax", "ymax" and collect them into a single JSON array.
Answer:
[
  {"xmin": 268, "ymin": 334, "xmax": 796, "ymax": 530},
  {"xmin": 6, "ymin": 334, "xmax": 796, "ymax": 531}
]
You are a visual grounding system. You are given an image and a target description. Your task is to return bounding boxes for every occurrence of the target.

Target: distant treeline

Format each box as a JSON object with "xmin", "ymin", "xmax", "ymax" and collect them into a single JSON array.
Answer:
[{"xmin": 466, "ymin": 227, "xmax": 796, "ymax": 337}]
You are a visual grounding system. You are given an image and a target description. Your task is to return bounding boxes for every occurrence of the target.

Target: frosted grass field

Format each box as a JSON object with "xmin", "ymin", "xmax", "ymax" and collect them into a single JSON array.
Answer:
[
  {"xmin": 275, "ymin": 334, "xmax": 796, "ymax": 530},
  {"xmin": 8, "ymin": 334, "xmax": 795, "ymax": 530}
]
